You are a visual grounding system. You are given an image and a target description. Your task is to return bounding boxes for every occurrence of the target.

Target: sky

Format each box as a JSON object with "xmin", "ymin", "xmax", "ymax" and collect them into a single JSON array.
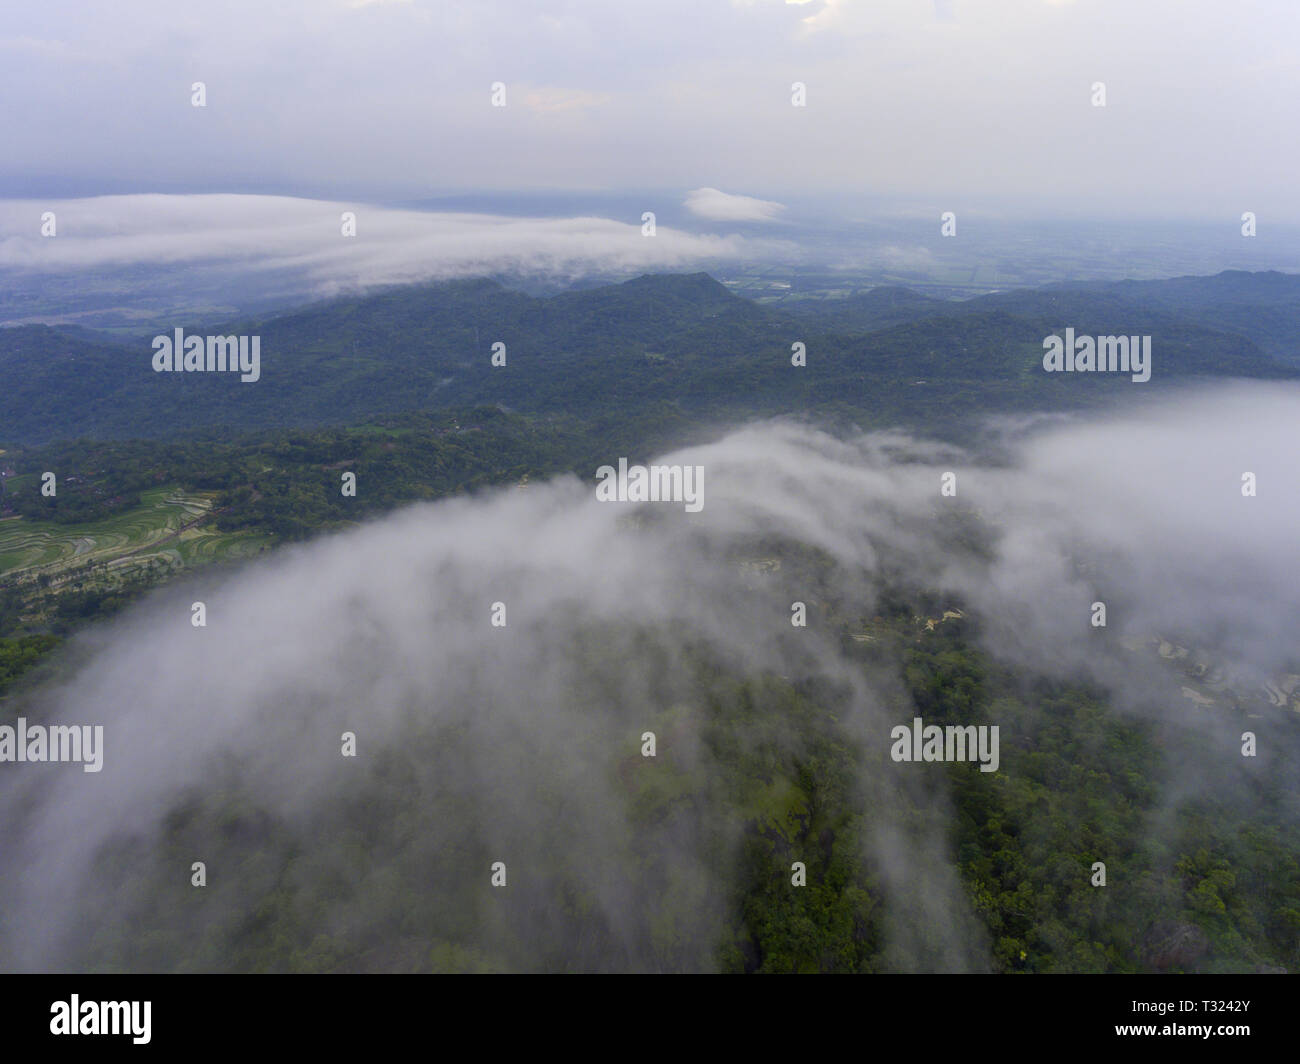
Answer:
[{"xmin": 2, "ymin": 0, "xmax": 1298, "ymax": 221}]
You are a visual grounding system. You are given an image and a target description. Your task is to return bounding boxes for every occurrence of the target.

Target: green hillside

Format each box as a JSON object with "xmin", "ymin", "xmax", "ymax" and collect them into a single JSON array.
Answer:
[{"xmin": 1, "ymin": 271, "xmax": 1293, "ymax": 446}]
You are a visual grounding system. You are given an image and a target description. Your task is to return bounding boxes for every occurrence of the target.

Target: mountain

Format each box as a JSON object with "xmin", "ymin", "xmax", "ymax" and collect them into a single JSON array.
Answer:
[
  {"xmin": 1054, "ymin": 270, "xmax": 1300, "ymax": 365},
  {"xmin": 783, "ymin": 270, "xmax": 1300, "ymax": 352},
  {"xmin": 0, "ymin": 270, "xmax": 1293, "ymax": 446}
]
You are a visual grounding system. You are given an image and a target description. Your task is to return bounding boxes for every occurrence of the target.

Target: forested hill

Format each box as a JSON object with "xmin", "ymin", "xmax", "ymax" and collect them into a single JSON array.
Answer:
[
  {"xmin": 786, "ymin": 269, "xmax": 1300, "ymax": 365},
  {"xmin": 0, "ymin": 270, "xmax": 1294, "ymax": 446}
]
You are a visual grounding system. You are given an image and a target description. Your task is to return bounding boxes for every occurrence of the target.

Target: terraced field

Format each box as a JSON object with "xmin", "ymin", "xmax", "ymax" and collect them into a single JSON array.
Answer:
[{"xmin": 0, "ymin": 486, "xmax": 270, "ymax": 588}]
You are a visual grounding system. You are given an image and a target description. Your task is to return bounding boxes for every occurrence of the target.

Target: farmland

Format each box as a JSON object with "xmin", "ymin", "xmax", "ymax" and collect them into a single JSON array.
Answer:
[{"xmin": 0, "ymin": 485, "xmax": 269, "ymax": 591}]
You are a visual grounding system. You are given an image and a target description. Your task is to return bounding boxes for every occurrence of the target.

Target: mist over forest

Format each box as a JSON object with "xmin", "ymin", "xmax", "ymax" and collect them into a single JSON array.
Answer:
[
  {"xmin": 2, "ymin": 384, "xmax": 1297, "ymax": 973},
  {"xmin": 3, "ymin": 0, "xmax": 1299, "ymax": 996}
]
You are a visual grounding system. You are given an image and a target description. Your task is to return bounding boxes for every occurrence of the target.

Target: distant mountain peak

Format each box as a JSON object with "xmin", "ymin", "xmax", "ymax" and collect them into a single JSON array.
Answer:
[{"xmin": 621, "ymin": 271, "xmax": 731, "ymax": 293}]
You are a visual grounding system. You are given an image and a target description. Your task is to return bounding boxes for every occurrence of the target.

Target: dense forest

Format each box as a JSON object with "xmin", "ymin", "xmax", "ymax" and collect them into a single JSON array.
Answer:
[
  {"xmin": 0, "ymin": 271, "xmax": 1294, "ymax": 446},
  {"xmin": 1, "ymin": 269, "xmax": 1298, "ymax": 973},
  {"xmin": 21, "ymin": 578, "xmax": 1297, "ymax": 974}
]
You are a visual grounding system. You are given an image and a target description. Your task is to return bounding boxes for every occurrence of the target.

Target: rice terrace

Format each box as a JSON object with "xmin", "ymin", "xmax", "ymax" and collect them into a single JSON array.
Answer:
[{"xmin": 0, "ymin": 486, "xmax": 269, "ymax": 592}]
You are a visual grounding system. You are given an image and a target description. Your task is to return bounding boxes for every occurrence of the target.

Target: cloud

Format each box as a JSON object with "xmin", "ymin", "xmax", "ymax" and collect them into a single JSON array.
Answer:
[
  {"xmin": 0, "ymin": 194, "xmax": 793, "ymax": 299},
  {"xmin": 683, "ymin": 187, "xmax": 785, "ymax": 222},
  {"xmin": 1, "ymin": 381, "xmax": 1297, "ymax": 970}
]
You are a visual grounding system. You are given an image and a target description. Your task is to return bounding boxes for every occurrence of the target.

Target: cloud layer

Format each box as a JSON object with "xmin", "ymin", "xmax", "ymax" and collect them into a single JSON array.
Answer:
[
  {"xmin": 0, "ymin": 382, "xmax": 1297, "ymax": 971},
  {"xmin": 0, "ymin": 193, "xmax": 786, "ymax": 287},
  {"xmin": 684, "ymin": 187, "xmax": 785, "ymax": 222}
]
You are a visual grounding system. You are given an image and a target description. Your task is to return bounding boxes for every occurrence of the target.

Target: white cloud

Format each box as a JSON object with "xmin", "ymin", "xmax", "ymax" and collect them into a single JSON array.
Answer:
[
  {"xmin": 0, "ymin": 193, "xmax": 792, "ymax": 295},
  {"xmin": 683, "ymin": 187, "xmax": 785, "ymax": 222},
  {"xmin": 5, "ymin": 382, "xmax": 1300, "ymax": 969}
]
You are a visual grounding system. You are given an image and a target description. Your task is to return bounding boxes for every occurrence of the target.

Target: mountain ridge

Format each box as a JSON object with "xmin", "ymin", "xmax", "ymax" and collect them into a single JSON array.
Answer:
[{"xmin": 0, "ymin": 269, "xmax": 1294, "ymax": 446}]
